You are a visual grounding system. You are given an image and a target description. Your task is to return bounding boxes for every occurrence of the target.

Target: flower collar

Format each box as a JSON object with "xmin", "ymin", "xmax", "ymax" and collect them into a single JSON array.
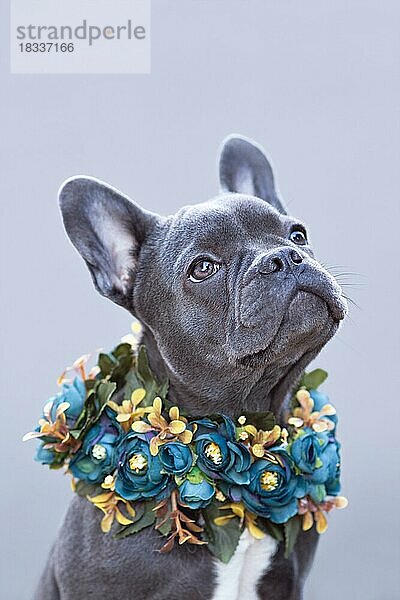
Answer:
[{"xmin": 24, "ymin": 323, "xmax": 347, "ymax": 563}]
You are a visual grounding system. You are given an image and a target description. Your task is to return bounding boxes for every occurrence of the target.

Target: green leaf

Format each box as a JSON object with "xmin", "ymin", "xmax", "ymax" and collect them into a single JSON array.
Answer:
[
  {"xmin": 124, "ymin": 501, "xmax": 145, "ymax": 524},
  {"xmin": 74, "ymin": 480, "xmax": 103, "ymax": 498},
  {"xmin": 158, "ymin": 379, "xmax": 170, "ymax": 405},
  {"xmin": 123, "ymin": 370, "xmax": 142, "ymax": 400},
  {"xmin": 73, "ymin": 388, "xmax": 95, "ymax": 431},
  {"xmin": 129, "ymin": 501, "xmax": 145, "ymax": 522},
  {"xmin": 300, "ymin": 369, "xmax": 328, "ymax": 391},
  {"xmin": 186, "ymin": 466, "xmax": 205, "ymax": 484},
  {"xmin": 241, "ymin": 411, "xmax": 276, "ymax": 432},
  {"xmin": 97, "ymin": 344, "xmax": 134, "ymax": 389},
  {"xmin": 284, "ymin": 515, "xmax": 301, "ymax": 558},
  {"xmin": 48, "ymin": 452, "xmax": 68, "ymax": 469},
  {"xmin": 136, "ymin": 345, "xmax": 154, "ymax": 385},
  {"xmin": 130, "ymin": 345, "xmax": 168, "ymax": 406},
  {"xmin": 112, "ymin": 343, "xmax": 133, "ymax": 361},
  {"xmin": 110, "ymin": 343, "xmax": 134, "ymax": 387},
  {"xmin": 85, "ymin": 379, "xmax": 97, "ymax": 393},
  {"xmin": 96, "ymin": 380, "xmax": 117, "ymax": 408},
  {"xmin": 174, "ymin": 474, "xmax": 186, "ymax": 487},
  {"xmin": 114, "ymin": 501, "xmax": 156, "ymax": 539},
  {"xmin": 98, "ymin": 352, "xmax": 117, "ymax": 378},
  {"xmin": 202, "ymin": 505, "xmax": 243, "ymax": 564},
  {"xmin": 257, "ymin": 518, "xmax": 284, "ymax": 542},
  {"xmin": 74, "ymin": 380, "xmax": 117, "ymax": 441},
  {"xmin": 310, "ymin": 484, "xmax": 326, "ymax": 503},
  {"xmin": 39, "ymin": 435, "xmax": 60, "ymax": 444},
  {"xmin": 157, "ymin": 517, "xmax": 173, "ymax": 537}
]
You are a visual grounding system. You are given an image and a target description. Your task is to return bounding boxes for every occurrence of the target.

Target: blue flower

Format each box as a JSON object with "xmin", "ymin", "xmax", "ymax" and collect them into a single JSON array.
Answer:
[
  {"xmin": 49, "ymin": 378, "xmax": 86, "ymax": 427},
  {"xmin": 194, "ymin": 416, "xmax": 252, "ymax": 485},
  {"xmin": 158, "ymin": 442, "xmax": 193, "ymax": 476},
  {"xmin": 242, "ymin": 448, "xmax": 305, "ymax": 523},
  {"xmin": 178, "ymin": 467, "xmax": 215, "ymax": 509},
  {"xmin": 325, "ymin": 439, "xmax": 341, "ymax": 496},
  {"xmin": 290, "ymin": 429, "xmax": 329, "ymax": 481},
  {"xmin": 310, "ymin": 390, "xmax": 337, "ymax": 432},
  {"xmin": 115, "ymin": 432, "xmax": 170, "ymax": 501},
  {"xmin": 69, "ymin": 410, "xmax": 121, "ymax": 483},
  {"xmin": 35, "ymin": 443, "xmax": 56, "ymax": 465},
  {"xmin": 290, "ymin": 428, "xmax": 341, "ymax": 501}
]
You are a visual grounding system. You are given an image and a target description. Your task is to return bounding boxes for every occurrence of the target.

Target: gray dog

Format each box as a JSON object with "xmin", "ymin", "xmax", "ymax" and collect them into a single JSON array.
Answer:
[{"xmin": 35, "ymin": 135, "xmax": 346, "ymax": 600}]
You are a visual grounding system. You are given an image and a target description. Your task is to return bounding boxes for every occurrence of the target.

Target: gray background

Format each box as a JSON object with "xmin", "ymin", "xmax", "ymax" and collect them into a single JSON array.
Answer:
[{"xmin": 1, "ymin": 1, "xmax": 399, "ymax": 599}]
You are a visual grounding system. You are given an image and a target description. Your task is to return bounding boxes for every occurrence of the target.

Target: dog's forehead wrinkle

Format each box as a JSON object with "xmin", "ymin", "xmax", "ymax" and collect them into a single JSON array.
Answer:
[
  {"xmin": 158, "ymin": 197, "xmax": 297, "ymax": 261},
  {"xmin": 175, "ymin": 194, "xmax": 282, "ymax": 225}
]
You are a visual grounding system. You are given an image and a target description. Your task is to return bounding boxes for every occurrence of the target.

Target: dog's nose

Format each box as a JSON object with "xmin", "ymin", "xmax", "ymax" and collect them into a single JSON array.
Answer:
[
  {"xmin": 257, "ymin": 248, "xmax": 303, "ymax": 275},
  {"xmin": 289, "ymin": 250, "xmax": 303, "ymax": 264}
]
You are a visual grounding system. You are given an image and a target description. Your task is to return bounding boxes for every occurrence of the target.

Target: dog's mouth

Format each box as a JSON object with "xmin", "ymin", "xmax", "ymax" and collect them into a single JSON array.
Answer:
[
  {"xmin": 239, "ymin": 313, "xmax": 338, "ymax": 378},
  {"xmin": 296, "ymin": 283, "xmax": 347, "ymax": 323},
  {"xmin": 230, "ymin": 286, "xmax": 346, "ymax": 369}
]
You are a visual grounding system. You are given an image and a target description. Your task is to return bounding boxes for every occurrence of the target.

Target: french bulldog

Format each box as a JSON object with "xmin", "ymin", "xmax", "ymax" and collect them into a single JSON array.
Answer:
[{"xmin": 35, "ymin": 135, "xmax": 346, "ymax": 600}]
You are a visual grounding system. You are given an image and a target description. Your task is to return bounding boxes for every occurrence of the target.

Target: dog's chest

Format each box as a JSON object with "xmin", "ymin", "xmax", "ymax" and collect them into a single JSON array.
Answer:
[{"xmin": 212, "ymin": 531, "xmax": 277, "ymax": 600}]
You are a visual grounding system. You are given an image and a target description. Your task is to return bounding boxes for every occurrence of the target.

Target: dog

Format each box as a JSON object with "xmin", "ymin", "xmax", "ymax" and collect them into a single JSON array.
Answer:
[{"xmin": 34, "ymin": 135, "xmax": 346, "ymax": 600}]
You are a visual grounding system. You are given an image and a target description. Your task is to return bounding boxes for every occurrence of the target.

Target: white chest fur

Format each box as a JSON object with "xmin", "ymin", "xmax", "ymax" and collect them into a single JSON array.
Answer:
[{"xmin": 212, "ymin": 531, "xmax": 277, "ymax": 600}]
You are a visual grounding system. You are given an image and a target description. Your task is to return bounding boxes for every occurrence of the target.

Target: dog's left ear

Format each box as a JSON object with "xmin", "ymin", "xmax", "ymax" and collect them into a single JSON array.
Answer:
[
  {"xmin": 59, "ymin": 176, "xmax": 159, "ymax": 309},
  {"xmin": 218, "ymin": 134, "xmax": 286, "ymax": 214}
]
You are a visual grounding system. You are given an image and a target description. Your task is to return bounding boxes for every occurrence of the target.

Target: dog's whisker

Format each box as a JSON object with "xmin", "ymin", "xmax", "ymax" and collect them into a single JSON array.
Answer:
[
  {"xmin": 342, "ymin": 294, "xmax": 361, "ymax": 311},
  {"xmin": 333, "ymin": 275, "xmax": 364, "ymax": 281},
  {"xmin": 334, "ymin": 330, "xmax": 359, "ymax": 353},
  {"xmin": 325, "ymin": 265, "xmax": 364, "ymax": 276},
  {"xmin": 324, "ymin": 264, "xmax": 363, "ymax": 272}
]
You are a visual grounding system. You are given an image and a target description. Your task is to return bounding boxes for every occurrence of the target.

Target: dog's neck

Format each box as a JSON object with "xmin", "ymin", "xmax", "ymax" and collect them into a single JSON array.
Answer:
[{"xmin": 140, "ymin": 327, "xmax": 311, "ymax": 421}]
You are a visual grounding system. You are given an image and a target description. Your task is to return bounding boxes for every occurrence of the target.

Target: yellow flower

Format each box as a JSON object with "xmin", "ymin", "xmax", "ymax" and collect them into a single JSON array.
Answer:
[
  {"xmin": 240, "ymin": 424, "xmax": 287, "ymax": 459},
  {"xmin": 298, "ymin": 495, "xmax": 348, "ymax": 534},
  {"xmin": 288, "ymin": 389, "xmax": 336, "ymax": 433},
  {"xmin": 204, "ymin": 442, "xmax": 224, "ymax": 465},
  {"xmin": 215, "ymin": 490, "xmax": 226, "ymax": 502},
  {"xmin": 214, "ymin": 502, "xmax": 245, "ymax": 526},
  {"xmin": 214, "ymin": 502, "xmax": 266, "ymax": 540},
  {"xmin": 245, "ymin": 512, "xmax": 266, "ymax": 540},
  {"xmin": 108, "ymin": 388, "xmax": 149, "ymax": 432},
  {"xmin": 260, "ymin": 470, "xmax": 279, "ymax": 491},
  {"xmin": 22, "ymin": 400, "xmax": 80, "ymax": 453},
  {"xmin": 101, "ymin": 474, "xmax": 116, "ymax": 491},
  {"xmin": 87, "ymin": 490, "xmax": 136, "ymax": 533},
  {"xmin": 131, "ymin": 398, "xmax": 194, "ymax": 456}
]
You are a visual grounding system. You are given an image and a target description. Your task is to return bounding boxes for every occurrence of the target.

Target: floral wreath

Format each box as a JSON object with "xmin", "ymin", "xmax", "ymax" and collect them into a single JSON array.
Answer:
[{"xmin": 24, "ymin": 323, "xmax": 347, "ymax": 563}]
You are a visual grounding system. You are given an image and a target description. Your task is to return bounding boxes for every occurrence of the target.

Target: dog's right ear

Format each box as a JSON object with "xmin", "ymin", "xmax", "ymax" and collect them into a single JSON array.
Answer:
[
  {"xmin": 59, "ymin": 176, "xmax": 158, "ymax": 309},
  {"xmin": 219, "ymin": 135, "xmax": 286, "ymax": 214}
]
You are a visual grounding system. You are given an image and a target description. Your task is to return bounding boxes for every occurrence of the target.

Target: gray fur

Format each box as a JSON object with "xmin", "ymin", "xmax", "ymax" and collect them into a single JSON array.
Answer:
[{"xmin": 37, "ymin": 135, "xmax": 346, "ymax": 599}]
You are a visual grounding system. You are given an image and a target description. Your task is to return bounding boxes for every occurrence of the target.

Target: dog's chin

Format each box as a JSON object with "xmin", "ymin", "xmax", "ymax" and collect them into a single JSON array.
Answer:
[
  {"xmin": 268, "ymin": 291, "xmax": 338, "ymax": 358},
  {"xmin": 236, "ymin": 291, "xmax": 340, "ymax": 370}
]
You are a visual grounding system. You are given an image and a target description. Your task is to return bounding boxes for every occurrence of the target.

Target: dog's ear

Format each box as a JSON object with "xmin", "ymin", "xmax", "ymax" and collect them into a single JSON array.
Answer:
[
  {"xmin": 59, "ymin": 176, "xmax": 158, "ymax": 309},
  {"xmin": 218, "ymin": 134, "xmax": 286, "ymax": 214}
]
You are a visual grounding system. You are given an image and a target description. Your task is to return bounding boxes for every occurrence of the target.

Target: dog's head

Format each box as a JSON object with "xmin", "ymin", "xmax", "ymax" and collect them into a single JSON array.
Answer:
[{"xmin": 59, "ymin": 136, "xmax": 346, "ymax": 414}]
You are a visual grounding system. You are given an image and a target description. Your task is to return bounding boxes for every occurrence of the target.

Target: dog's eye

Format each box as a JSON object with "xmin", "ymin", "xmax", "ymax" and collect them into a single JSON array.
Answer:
[
  {"xmin": 188, "ymin": 259, "xmax": 221, "ymax": 282},
  {"xmin": 290, "ymin": 228, "xmax": 308, "ymax": 246}
]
